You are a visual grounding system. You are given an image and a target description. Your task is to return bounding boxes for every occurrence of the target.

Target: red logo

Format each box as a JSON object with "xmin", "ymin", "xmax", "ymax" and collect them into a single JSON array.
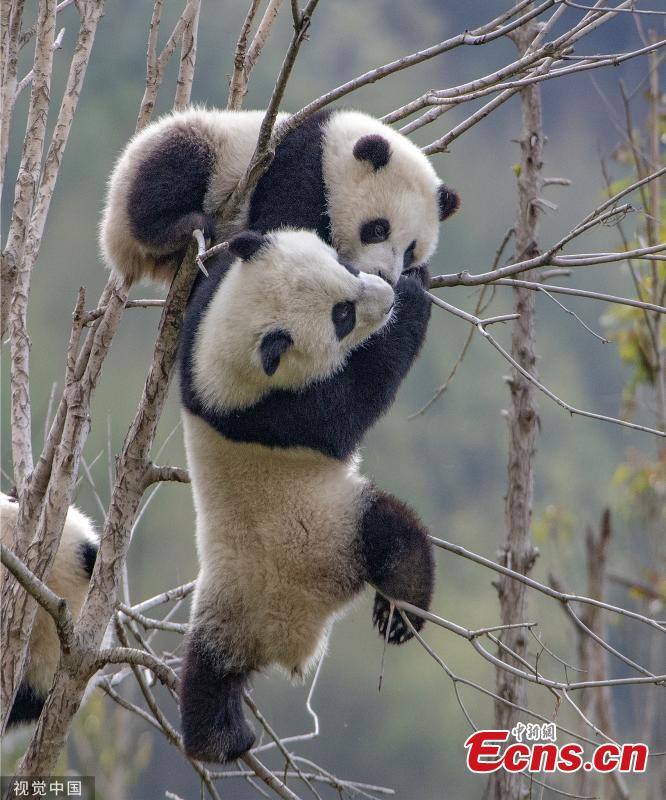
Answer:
[{"xmin": 465, "ymin": 728, "xmax": 648, "ymax": 774}]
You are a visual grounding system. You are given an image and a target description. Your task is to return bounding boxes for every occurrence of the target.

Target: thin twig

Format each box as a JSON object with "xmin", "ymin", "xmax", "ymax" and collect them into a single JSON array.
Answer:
[
  {"xmin": 116, "ymin": 602, "xmax": 188, "ymax": 634},
  {"xmin": 125, "ymin": 581, "xmax": 196, "ymax": 616},
  {"xmin": 560, "ymin": 0, "xmax": 666, "ymax": 16},
  {"xmin": 283, "ymin": 0, "xmax": 557, "ymax": 134},
  {"xmin": 491, "ymin": 277, "xmax": 666, "ymax": 314},
  {"xmin": 252, "ymin": 654, "xmax": 323, "ymax": 753},
  {"xmin": 427, "ymin": 536, "xmax": 666, "ymax": 632},
  {"xmin": 431, "ymin": 169, "xmax": 666, "ymax": 287},
  {"xmin": 479, "ymin": 321, "xmax": 666, "ymax": 437},
  {"xmin": 241, "ymin": 752, "xmax": 305, "ymax": 800},
  {"xmin": 244, "ymin": 691, "xmax": 323, "ymax": 800},
  {"xmin": 538, "ymin": 286, "xmax": 609, "ymax": 343},
  {"xmin": 427, "ymin": 291, "xmax": 518, "ymax": 327}
]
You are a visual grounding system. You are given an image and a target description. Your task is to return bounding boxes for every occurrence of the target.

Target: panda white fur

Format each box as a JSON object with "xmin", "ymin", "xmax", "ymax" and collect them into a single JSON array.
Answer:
[
  {"xmin": 100, "ymin": 108, "xmax": 460, "ymax": 287},
  {"xmin": 179, "ymin": 229, "xmax": 435, "ymax": 763},
  {"xmin": 0, "ymin": 491, "xmax": 98, "ymax": 726}
]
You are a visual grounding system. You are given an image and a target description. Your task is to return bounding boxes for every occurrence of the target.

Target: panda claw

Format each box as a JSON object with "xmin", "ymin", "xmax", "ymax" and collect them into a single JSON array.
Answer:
[{"xmin": 372, "ymin": 593, "xmax": 416, "ymax": 646}]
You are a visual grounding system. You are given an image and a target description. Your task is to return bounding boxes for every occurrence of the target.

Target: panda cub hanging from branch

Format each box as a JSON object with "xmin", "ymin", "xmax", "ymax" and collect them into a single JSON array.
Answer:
[
  {"xmin": 100, "ymin": 108, "xmax": 460, "ymax": 763},
  {"xmin": 100, "ymin": 108, "xmax": 459, "ymax": 287},
  {"xmin": 178, "ymin": 229, "xmax": 435, "ymax": 763}
]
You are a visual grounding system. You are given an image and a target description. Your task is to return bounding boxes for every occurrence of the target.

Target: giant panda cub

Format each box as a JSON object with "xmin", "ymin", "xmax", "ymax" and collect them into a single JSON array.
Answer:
[
  {"xmin": 179, "ymin": 228, "xmax": 435, "ymax": 763},
  {"xmin": 101, "ymin": 108, "xmax": 459, "ymax": 287},
  {"xmin": 0, "ymin": 491, "xmax": 98, "ymax": 727}
]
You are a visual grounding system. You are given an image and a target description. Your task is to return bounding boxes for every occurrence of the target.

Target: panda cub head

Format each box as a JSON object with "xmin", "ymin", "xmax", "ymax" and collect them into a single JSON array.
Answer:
[
  {"xmin": 191, "ymin": 229, "xmax": 395, "ymax": 412},
  {"xmin": 322, "ymin": 110, "xmax": 460, "ymax": 285}
]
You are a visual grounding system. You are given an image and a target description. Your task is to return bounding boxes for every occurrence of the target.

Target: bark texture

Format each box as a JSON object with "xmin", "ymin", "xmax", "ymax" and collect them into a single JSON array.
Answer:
[{"xmin": 493, "ymin": 21, "xmax": 543, "ymax": 800}]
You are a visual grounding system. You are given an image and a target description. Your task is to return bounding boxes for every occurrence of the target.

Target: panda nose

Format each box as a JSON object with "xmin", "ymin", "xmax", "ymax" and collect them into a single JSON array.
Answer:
[{"xmin": 359, "ymin": 272, "xmax": 395, "ymax": 322}]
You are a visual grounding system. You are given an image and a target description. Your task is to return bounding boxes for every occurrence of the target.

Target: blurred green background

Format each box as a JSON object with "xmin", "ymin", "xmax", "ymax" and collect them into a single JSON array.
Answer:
[{"xmin": 2, "ymin": 1, "xmax": 664, "ymax": 798}]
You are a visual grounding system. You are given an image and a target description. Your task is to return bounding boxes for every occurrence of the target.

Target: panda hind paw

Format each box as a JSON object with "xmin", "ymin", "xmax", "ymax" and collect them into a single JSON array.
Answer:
[
  {"xmin": 372, "ymin": 592, "xmax": 422, "ymax": 646},
  {"xmin": 183, "ymin": 721, "xmax": 256, "ymax": 764}
]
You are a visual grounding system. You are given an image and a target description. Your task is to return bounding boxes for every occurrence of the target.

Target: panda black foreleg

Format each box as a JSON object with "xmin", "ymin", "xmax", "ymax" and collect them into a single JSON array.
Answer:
[
  {"xmin": 359, "ymin": 487, "xmax": 435, "ymax": 645},
  {"xmin": 180, "ymin": 630, "xmax": 256, "ymax": 763}
]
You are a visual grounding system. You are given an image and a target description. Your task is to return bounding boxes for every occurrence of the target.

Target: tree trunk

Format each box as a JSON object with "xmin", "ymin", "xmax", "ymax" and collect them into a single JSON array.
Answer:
[{"xmin": 493, "ymin": 21, "xmax": 543, "ymax": 800}]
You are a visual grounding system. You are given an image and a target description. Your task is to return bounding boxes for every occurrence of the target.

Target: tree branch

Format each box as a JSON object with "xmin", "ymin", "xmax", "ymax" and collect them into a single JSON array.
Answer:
[
  {"xmin": 13, "ymin": 241, "xmax": 196, "ymax": 773},
  {"xmin": 4, "ymin": 0, "xmax": 57, "ymax": 487},
  {"xmin": 173, "ymin": 0, "xmax": 200, "ymax": 111},
  {"xmin": 221, "ymin": 0, "xmax": 320, "ymax": 223},
  {"xmin": 428, "ymin": 536, "xmax": 666, "ymax": 632},
  {"xmin": 227, "ymin": 0, "xmax": 263, "ymax": 110},
  {"xmin": 245, "ymin": 0, "xmax": 285, "ymax": 76},
  {"xmin": 97, "ymin": 645, "xmax": 179, "ymax": 690},
  {"xmin": 136, "ymin": 0, "xmax": 200, "ymax": 131},
  {"xmin": 431, "ymin": 168, "xmax": 666, "ymax": 288},
  {"xmin": 142, "ymin": 463, "xmax": 191, "ymax": 488},
  {"xmin": 491, "ymin": 277, "xmax": 666, "ymax": 314},
  {"xmin": 282, "ymin": 0, "xmax": 557, "ymax": 135},
  {"xmin": 390, "ymin": 39, "xmax": 665, "ymax": 135},
  {"xmin": 0, "ymin": 543, "xmax": 74, "ymax": 652}
]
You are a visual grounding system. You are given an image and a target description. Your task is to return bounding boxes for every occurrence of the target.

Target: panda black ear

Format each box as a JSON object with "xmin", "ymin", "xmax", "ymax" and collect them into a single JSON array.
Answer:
[
  {"xmin": 353, "ymin": 135, "xmax": 391, "ymax": 171},
  {"xmin": 438, "ymin": 184, "xmax": 461, "ymax": 221},
  {"xmin": 228, "ymin": 231, "xmax": 266, "ymax": 261},
  {"xmin": 259, "ymin": 329, "xmax": 293, "ymax": 376}
]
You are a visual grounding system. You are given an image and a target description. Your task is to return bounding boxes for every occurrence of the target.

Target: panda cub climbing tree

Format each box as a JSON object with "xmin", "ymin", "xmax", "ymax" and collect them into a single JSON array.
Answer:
[
  {"xmin": 0, "ymin": 492, "xmax": 99, "ymax": 727},
  {"xmin": 178, "ymin": 229, "xmax": 436, "ymax": 763},
  {"xmin": 100, "ymin": 107, "xmax": 460, "ymax": 764},
  {"xmin": 101, "ymin": 108, "xmax": 459, "ymax": 287}
]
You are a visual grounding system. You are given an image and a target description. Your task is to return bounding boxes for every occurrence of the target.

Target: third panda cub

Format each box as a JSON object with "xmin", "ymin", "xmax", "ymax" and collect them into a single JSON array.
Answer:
[{"xmin": 179, "ymin": 228, "xmax": 435, "ymax": 763}]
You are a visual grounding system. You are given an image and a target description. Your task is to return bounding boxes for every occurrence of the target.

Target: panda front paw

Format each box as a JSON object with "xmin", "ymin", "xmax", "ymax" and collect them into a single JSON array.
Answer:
[
  {"xmin": 402, "ymin": 263, "xmax": 431, "ymax": 289},
  {"xmin": 165, "ymin": 211, "xmax": 216, "ymax": 252},
  {"xmin": 372, "ymin": 592, "xmax": 423, "ymax": 645}
]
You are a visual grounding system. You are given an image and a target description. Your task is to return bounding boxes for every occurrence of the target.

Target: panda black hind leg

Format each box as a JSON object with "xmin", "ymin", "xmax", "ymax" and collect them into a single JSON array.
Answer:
[
  {"xmin": 126, "ymin": 128, "xmax": 217, "ymax": 262},
  {"xmin": 359, "ymin": 487, "xmax": 435, "ymax": 645},
  {"xmin": 8, "ymin": 684, "xmax": 47, "ymax": 727},
  {"xmin": 180, "ymin": 629, "xmax": 256, "ymax": 763}
]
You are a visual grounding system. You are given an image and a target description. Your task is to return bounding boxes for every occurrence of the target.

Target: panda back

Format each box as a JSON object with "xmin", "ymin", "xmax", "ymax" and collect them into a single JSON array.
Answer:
[{"xmin": 248, "ymin": 110, "xmax": 334, "ymax": 240}]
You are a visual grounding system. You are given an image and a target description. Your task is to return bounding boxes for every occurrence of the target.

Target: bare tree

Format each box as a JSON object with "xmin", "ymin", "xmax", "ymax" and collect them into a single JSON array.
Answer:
[
  {"xmin": 1, "ymin": 1, "xmax": 664, "ymax": 798},
  {"xmin": 492, "ymin": 16, "xmax": 544, "ymax": 800}
]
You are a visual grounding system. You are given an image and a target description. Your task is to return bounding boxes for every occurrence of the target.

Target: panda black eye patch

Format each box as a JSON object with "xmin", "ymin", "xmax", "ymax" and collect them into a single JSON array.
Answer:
[
  {"xmin": 360, "ymin": 218, "xmax": 390, "ymax": 245},
  {"xmin": 332, "ymin": 301, "xmax": 356, "ymax": 340},
  {"xmin": 403, "ymin": 240, "xmax": 417, "ymax": 270}
]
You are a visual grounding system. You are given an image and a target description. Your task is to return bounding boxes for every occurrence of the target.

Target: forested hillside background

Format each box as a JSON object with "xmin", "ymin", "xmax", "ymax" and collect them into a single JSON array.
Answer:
[{"xmin": 2, "ymin": 1, "xmax": 663, "ymax": 798}]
